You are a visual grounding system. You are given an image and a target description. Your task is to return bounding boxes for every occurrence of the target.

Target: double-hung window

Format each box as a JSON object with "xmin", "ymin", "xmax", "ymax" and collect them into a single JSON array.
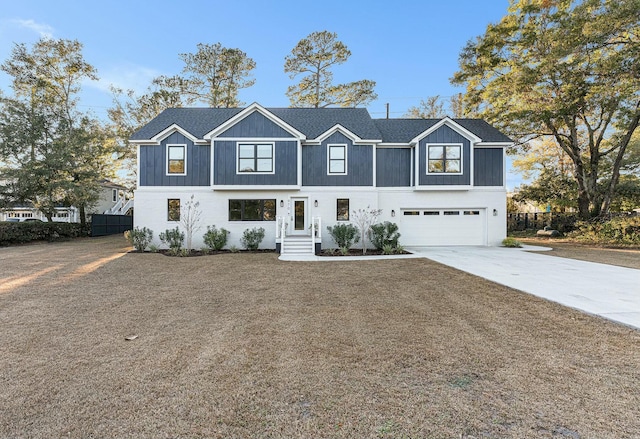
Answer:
[
  {"xmin": 238, "ymin": 143, "xmax": 274, "ymax": 173},
  {"xmin": 427, "ymin": 144, "xmax": 462, "ymax": 174},
  {"xmin": 328, "ymin": 144, "xmax": 347, "ymax": 175},
  {"xmin": 167, "ymin": 145, "xmax": 186, "ymax": 175}
]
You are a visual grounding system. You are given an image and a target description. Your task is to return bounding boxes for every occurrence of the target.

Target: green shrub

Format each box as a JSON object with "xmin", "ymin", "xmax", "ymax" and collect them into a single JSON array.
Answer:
[
  {"xmin": 570, "ymin": 215, "xmax": 640, "ymax": 245},
  {"xmin": 203, "ymin": 226, "xmax": 229, "ymax": 251},
  {"xmin": 124, "ymin": 227, "xmax": 153, "ymax": 252},
  {"xmin": 241, "ymin": 227, "xmax": 265, "ymax": 250},
  {"xmin": 502, "ymin": 237, "xmax": 523, "ymax": 248},
  {"xmin": 382, "ymin": 243, "xmax": 395, "ymax": 255},
  {"xmin": 159, "ymin": 227, "xmax": 184, "ymax": 250},
  {"xmin": 370, "ymin": 221, "xmax": 401, "ymax": 250},
  {"xmin": 326, "ymin": 223, "xmax": 360, "ymax": 250},
  {"xmin": 0, "ymin": 221, "xmax": 84, "ymax": 246}
]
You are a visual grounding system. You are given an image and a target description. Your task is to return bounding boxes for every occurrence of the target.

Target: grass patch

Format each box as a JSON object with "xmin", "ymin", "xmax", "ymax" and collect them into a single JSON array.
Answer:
[{"xmin": 1, "ymin": 236, "xmax": 639, "ymax": 438}]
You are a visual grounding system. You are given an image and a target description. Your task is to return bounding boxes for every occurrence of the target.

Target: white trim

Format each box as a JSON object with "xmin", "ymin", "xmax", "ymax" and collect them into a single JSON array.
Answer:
[
  {"xmin": 476, "ymin": 142, "xmax": 512, "ymax": 147},
  {"xmin": 203, "ymin": 103, "xmax": 306, "ymax": 140},
  {"xmin": 414, "ymin": 185, "xmax": 472, "ymax": 191},
  {"xmin": 213, "ymin": 185, "xmax": 301, "ymax": 191},
  {"xmin": 236, "ymin": 141, "xmax": 275, "ymax": 175},
  {"xmin": 214, "ymin": 137, "xmax": 296, "ymax": 142},
  {"xmin": 425, "ymin": 143, "xmax": 463, "ymax": 176},
  {"xmin": 409, "ymin": 117, "xmax": 482, "ymax": 144},
  {"xmin": 307, "ymin": 123, "xmax": 381, "ymax": 145},
  {"xmin": 135, "ymin": 186, "xmax": 213, "ymax": 193},
  {"xmin": 376, "ymin": 144, "xmax": 412, "ymax": 148},
  {"xmin": 130, "ymin": 124, "xmax": 207, "ymax": 145},
  {"xmin": 166, "ymin": 144, "xmax": 187, "ymax": 176},
  {"xmin": 297, "ymin": 140, "xmax": 302, "ymax": 187},
  {"xmin": 297, "ymin": 186, "xmax": 378, "ymax": 192},
  {"xmin": 327, "ymin": 144, "xmax": 347, "ymax": 175},
  {"xmin": 136, "ymin": 144, "xmax": 141, "ymax": 188}
]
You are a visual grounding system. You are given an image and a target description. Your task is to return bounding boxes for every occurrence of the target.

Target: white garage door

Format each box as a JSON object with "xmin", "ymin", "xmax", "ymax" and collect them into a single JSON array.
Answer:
[{"xmin": 400, "ymin": 208, "xmax": 486, "ymax": 246}]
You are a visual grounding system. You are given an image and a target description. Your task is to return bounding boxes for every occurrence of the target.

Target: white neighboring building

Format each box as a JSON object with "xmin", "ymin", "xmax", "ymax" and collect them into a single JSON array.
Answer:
[{"xmin": 0, "ymin": 180, "xmax": 132, "ymax": 222}]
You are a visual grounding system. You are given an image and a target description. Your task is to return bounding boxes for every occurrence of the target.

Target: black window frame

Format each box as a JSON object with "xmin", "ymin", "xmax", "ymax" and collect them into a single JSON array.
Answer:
[
  {"xmin": 336, "ymin": 198, "xmax": 349, "ymax": 221},
  {"xmin": 229, "ymin": 199, "xmax": 276, "ymax": 221},
  {"xmin": 237, "ymin": 143, "xmax": 274, "ymax": 173},
  {"xmin": 427, "ymin": 144, "xmax": 462, "ymax": 174},
  {"xmin": 168, "ymin": 199, "xmax": 181, "ymax": 221}
]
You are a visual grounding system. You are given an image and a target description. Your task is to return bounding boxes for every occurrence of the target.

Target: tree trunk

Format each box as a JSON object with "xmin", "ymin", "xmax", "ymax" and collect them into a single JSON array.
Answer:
[
  {"xmin": 601, "ymin": 110, "xmax": 640, "ymax": 214},
  {"xmin": 79, "ymin": 204, "xmax": 86, "ymax": 228}
]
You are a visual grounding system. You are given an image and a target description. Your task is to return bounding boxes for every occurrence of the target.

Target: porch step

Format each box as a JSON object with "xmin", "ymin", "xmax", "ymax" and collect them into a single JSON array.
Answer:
[{"xmin": 281, "ymin": 236, "xmax": 315, "ymax": 255}]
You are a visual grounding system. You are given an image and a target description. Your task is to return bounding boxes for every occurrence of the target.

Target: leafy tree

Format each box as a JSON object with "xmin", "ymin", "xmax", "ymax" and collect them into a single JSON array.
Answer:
[
  {"xmin": 513, "ymin": 169, "xmax": 578, "ymax": 212},
  {"xmin": 405, "ymin": 94, "xmax": 468, "ymax": 118},
  {"xmin": 108, "ymin": 43, "xmax": 256, "ymax": 186},
  {"xmin": 284, "ymin": 31, "xmax": 377, "ymax": 108},
  {"xmin": 351, "ymin": 206, "xmax": 382, "ymax": 255},
  {"xmin": 0, "ymin": 38, "xmax": 113, "ymax": 224},
  {"xmin": 179, "ymin": 43, "xmax": 256, "ymax": 108},
  {"xmin": 452, "ymin": 0, "xmax": 640, "ymax": 219},
  {"xmin": 108, "ymin": 77, "xmax": 195, "ymax": 187}
]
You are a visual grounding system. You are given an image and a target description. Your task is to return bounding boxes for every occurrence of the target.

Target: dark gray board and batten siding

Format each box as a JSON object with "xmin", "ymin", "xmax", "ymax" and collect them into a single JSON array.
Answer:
[
  {"xmin": 139, "ymin": 132, "xmax": 210, "ymax": 186},
  {"xmin": 213, "ymin": 140, "xmax": 298, "ymax": 185},
  {"xmin": 217, "ymin": 111, "xmax": 295, "ymax": 138},
  {"xmin": 214, "ymin": 112, "xmax": 298, "ymax": 186},
  {"xmin": 473, "ymin": 148, "xmax": 503, "ymax": 186},
  {"xmin": 302, "ymin": 132, "xmax": 374, "ymax": 186},
  {"xmin": 418, "ymin": 125, "xmax": 471, "ymax": 186},
  {"xmin": 376, "ymin": 148, "xmax": 412, "ymax": 187}
]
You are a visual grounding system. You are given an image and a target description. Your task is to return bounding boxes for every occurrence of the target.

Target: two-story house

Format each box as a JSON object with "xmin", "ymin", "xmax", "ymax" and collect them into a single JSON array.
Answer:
[{"xmin": 130, "ymin": 103, "xmax": 512, "ymax": 254}]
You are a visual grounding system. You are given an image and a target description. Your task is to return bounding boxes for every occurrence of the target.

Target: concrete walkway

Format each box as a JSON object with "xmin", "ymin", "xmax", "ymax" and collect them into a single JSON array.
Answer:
[{"xmin": 407, "ymin": 245, "xmax": 640, "ymax": 330}]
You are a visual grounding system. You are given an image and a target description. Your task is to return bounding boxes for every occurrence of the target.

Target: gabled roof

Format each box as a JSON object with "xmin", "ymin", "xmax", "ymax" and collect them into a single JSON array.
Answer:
[
  {"xmin": 374, "ymin": 118, "xmax": 512, "ymax": 144},
  {"xmin": 130, "ymin": 106, "xmax": 512, "ymax": 144},
  {"xmin": 130, "ymin": 108, "xmax": 242, "ymax": 140},
  {"xmin": 269, "ymin": 108, "xmax": 382, "ymax": 141}
]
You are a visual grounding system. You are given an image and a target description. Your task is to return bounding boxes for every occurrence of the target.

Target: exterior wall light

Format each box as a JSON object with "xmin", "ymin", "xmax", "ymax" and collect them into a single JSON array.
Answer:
[
  {"xmin": 314, "ymin": 200, "xmax": 318, "ymax": 207},
  {"xmin": 391, "ymin": 210, "xmax": 396, "ymax": 217},
  {"xmin": 493, "ymin": 209, "xmax": 498, "ymax": 216},
  {"xmin": 280, "ymin": 200, "xmax": 284, "ymax": 207}
]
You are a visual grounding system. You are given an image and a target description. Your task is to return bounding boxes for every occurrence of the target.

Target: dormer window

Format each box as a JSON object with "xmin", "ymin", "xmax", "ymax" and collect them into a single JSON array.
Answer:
[
  {"xmin": 237, "ymin": 143, "xmax": 274, "ymax": 173},
  {"xmin": 167, "ymin": 144, "xmax": 186, "ymax": 175},
  {"xmin": 427, "ymin": 144, "xmax": 462, "ymax": 174},
  {"xmin": 328, "ymin": 144, "xmax": 347, "ymax": 175}
]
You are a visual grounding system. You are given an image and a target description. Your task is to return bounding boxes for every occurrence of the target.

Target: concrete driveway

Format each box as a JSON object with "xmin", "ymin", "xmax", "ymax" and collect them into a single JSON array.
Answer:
[{"xmin": 407, "ymin": 245, "xmax": 640, "ymax": 330}]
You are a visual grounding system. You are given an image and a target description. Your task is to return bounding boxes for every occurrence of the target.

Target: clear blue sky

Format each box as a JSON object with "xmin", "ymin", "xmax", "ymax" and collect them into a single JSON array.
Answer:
[{"xmin": 0, "ymin": 0, "xmax": 521, "ymax": 187}]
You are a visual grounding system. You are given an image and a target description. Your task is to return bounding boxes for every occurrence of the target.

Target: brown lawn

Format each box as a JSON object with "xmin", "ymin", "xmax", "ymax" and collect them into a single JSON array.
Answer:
[
  {"xmin": 1, "ymin": 236, "xmax": 639, "ymax": 438},
  {"xmin": 519, "ymin": 237, "xmax": 640, "ymax": 270}
]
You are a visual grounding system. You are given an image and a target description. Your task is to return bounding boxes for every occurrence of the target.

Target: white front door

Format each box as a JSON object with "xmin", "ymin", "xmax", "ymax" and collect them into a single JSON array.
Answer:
[{"xmin": 290, "ymin": 197, "xmax": 308, "ymax": 235}]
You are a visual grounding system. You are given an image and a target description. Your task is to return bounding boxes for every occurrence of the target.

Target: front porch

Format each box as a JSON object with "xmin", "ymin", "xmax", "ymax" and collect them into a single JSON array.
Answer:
[{"xmin": 275, "ymin": 216, "xmax": 322, "ymax": 256}]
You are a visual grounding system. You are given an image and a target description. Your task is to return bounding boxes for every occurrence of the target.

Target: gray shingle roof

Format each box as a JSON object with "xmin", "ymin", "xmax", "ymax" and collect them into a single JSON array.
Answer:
[
  {"xmin": 130, "ymin": 107, "xmax": 511, "ymax": 143},
  {"xmin": 130, "ymin": 108, "xmax": 241, "ymax": 140},
  {"xmin": 373, "ymin": 118, "xmax": 512, "ymax": 143}
]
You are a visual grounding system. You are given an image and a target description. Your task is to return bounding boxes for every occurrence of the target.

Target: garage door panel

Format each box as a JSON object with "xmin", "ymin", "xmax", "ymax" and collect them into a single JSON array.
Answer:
[{"xmin": 400, "ymin": 209, "xmax": 485, "ymax": 246}]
